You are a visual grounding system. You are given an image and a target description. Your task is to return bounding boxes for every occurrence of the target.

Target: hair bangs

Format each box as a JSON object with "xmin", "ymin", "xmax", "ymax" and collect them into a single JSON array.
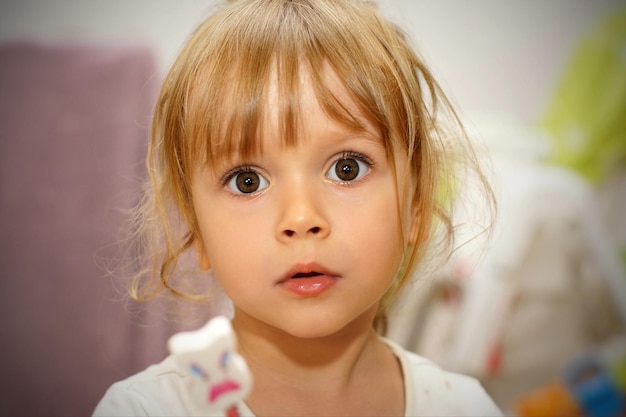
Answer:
[{"xmin": 181, "ymin": 0, "xmax": 405, "ymax": 175}]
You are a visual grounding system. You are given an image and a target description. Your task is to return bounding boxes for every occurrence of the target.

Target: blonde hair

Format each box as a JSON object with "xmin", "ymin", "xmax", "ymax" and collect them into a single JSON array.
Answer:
[{"xmin": 130, "ymin": 0, "xmax": 494, "ymax": 330}]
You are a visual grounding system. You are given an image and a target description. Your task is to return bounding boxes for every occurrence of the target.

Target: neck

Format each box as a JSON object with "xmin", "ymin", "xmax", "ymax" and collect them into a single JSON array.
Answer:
[
  {"xmin": 232, "ymin": 307, "xmax": 379, "ymax": 382},
  {"xmin": 232, "ymin": 308, "xmax": 404, "ymax": 416}
]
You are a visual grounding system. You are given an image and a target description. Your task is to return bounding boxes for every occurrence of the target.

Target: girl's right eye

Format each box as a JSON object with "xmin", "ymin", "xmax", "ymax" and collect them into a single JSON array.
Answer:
[{"xmin": 224, "ymin": 168, "xmax": 269, "ymax": 195}]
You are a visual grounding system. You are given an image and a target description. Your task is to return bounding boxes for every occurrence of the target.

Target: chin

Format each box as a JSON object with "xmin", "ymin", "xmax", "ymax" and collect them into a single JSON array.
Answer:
[
  {"xmin": 281, "ymin": 323, "xmax": 343, "ymax": 340},
  {"xmin": 275, "ymin": 310, "xmax": 374, "ymax": 341}
]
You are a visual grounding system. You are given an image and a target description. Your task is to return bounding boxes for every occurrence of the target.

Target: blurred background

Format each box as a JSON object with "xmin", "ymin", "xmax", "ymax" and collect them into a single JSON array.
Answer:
[{"xmin": 0, "ymin": 1, "xmax": 624, "ymax": 416}]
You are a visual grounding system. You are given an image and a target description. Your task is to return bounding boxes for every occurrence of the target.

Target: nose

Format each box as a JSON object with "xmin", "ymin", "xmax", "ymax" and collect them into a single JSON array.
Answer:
[{"xmin": 276, "ymin": 184, "xmax": 330, "ymax": 243}]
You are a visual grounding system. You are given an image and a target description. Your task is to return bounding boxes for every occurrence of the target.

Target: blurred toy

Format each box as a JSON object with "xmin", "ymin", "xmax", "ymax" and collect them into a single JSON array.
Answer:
[
  {"xmin": 513, "ymin": 380, "xmax": 582, "ymax": 417},
  {"xmin": 514, "ymin": 339, "xmax": 626, "ymax": 417},
  {"xmin": 598, "ymin": 335, "xmax": 626, "ymax": 396},
  {"xmin": 168, "ymin": 316, "xmax": 253, "ymax": 417},
  {"xmin": 562, "ymin": 354, "xmax": 624, "ymax": 417}
]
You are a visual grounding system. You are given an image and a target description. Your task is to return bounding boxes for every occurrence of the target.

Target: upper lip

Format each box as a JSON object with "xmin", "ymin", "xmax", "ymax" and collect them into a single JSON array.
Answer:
[{"xmin": 278, "ymin": 262, "xmax": 339, "ymax": 283}]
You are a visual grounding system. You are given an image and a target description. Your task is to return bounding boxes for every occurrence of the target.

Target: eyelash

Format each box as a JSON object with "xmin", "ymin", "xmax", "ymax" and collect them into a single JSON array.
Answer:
[
  {"xmin": 219, "ymin": 165, "xmax": 260, "ymax": 187},
  {"xmin": 334, "ymin": 151, "xmax": 374, "ymax": 168},
  {"xmin": 218, "ymin": 150, "xmax": 375, "ymax": 192}
]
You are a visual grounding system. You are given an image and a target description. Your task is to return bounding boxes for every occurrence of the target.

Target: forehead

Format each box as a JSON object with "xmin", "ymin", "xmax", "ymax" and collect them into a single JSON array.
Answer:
[{"xmin": 196, "ymin": 59, "xmax": 381, "ymax": 168}]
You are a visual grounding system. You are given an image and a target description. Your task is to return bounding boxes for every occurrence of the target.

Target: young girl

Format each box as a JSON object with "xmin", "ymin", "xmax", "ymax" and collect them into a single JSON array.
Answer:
[{"xmin": 95, "ymin": 0, "xmax": 500, "ymax": 415}]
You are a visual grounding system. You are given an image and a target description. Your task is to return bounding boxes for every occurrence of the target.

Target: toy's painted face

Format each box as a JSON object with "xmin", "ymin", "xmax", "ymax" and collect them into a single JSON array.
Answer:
[
  {"xmin": 168, "ymin": 317, "xmax": 252, "ymax": 414},
  {"xmin": 188, "ymin": 350, "xmax": 242, "ymax": 405}
]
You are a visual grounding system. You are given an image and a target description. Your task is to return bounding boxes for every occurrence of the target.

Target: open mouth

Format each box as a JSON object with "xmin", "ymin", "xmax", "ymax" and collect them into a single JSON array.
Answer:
[
  {"xmin": 279, "ymin": 263, "xmax": 339, "ymax": 296},
  {"xmin": 291, "ymin": 271, "xmax": 323, "ymax": 279},
  {"xmin": 281, "ymin": 262, "xmax": 336, "ymax": 282}
]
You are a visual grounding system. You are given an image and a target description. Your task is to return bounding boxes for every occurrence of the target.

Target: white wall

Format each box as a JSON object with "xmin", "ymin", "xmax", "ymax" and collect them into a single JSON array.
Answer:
[
  {"xmin": 0, "ymin": 0, "xmax": 622, "ymax": 123},
  {"xmin": 383, "ymin": 1, "xmax": 623, "ymax": 122}
]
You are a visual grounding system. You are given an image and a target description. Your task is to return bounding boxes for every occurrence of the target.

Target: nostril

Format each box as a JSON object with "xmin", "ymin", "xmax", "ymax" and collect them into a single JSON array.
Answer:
[{"xmin": 281, "ymin": 227, "xmax": 325, "ymax": 238}]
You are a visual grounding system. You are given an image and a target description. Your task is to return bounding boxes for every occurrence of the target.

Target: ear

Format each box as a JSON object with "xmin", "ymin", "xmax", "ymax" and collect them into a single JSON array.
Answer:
[{"xmin": 193, "ymin": 237, "xmax": 211, "ymax": 271}]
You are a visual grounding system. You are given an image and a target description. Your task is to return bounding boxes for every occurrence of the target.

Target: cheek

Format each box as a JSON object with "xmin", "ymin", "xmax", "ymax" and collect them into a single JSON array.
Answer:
[
  {"xmin": 203, "ymin": 221, "xmax": 265, "ymax": 264},
  {"xmin": 341, "ymin": 188, "xmax": 405, "ymax": 271},
  {"xmin": 198, "ymin": 202, "xmax": 274, "ymax": 277},
  {"xmin": 198, "ymin": 195, "xmax": 266, "ymax": 244}
]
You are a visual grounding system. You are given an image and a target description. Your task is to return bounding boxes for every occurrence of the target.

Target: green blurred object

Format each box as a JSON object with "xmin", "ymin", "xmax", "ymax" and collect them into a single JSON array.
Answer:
[
  {"xmin": 610, "ymin": 355, "xmax": 626, "ymax": 394},
  {"xmin": 541, "ymin": 7, "xmax": 626, "ymax": 185}
]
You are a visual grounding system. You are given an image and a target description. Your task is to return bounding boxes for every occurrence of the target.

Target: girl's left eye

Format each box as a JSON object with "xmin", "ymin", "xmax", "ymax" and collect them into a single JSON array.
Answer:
[
  {"xmin": 224, "ymin": 168, "xmax": 269, "ymax": 194},
  {"xmin": 326, "ymin": 154, "xmax": 371, "ymax": 183}
]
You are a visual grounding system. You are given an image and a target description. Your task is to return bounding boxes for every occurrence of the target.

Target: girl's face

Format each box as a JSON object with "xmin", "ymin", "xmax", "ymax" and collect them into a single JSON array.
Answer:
[{"xmin": 191, "ymin": 70, "xmax": 410, "ymax": 339}]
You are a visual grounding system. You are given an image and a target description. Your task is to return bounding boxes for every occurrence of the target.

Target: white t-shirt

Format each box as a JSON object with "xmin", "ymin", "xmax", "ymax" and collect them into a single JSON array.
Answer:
[{"xmin": 93, "ymin": 338, "xmax": 501, "ymax": 416}]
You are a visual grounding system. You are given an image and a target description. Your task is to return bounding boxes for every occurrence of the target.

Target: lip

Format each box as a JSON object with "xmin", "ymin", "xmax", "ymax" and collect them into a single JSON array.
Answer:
[{"xmin": 278, "ymin": 262, "xmax": 340, "ymax": 297}]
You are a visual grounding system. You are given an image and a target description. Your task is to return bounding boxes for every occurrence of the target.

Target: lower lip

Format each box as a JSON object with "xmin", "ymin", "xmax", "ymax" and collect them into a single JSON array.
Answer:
[{"xmin": 280, "ymin": 275, "xmax": 338, "ymax": 297}]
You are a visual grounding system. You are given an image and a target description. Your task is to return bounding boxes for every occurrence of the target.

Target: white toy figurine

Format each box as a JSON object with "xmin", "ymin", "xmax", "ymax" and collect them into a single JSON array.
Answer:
[{"xmin": 168, "ymin": 316, "xmax": 253, "ymax": 417}]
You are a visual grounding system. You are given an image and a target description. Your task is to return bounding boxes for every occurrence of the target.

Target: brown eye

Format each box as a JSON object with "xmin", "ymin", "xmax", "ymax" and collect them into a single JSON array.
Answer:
[
  {"xmin": 327, "ymin": 154, "xmax": 370, "ymax": 183},
  {"xmin": 236, "ymin": 172, "xmax": 260, "ymax": 193},
  {"xmin": 225, "ymin": 168, "xmax": 269, "ymax": 194},
  {"xmin": 335, "ymin": 158, "xmax": 359, "ymax": 181}
]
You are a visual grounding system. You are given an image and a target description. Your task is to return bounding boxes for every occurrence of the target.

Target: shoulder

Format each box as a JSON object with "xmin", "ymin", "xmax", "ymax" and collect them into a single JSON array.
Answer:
[
  {"xmin": 92, "ymin": 355, "xmax": 194, "ymax": 417},
  {"xmin": 384, "ymin": 339, "xmax": 502, "ymax": 417}
]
